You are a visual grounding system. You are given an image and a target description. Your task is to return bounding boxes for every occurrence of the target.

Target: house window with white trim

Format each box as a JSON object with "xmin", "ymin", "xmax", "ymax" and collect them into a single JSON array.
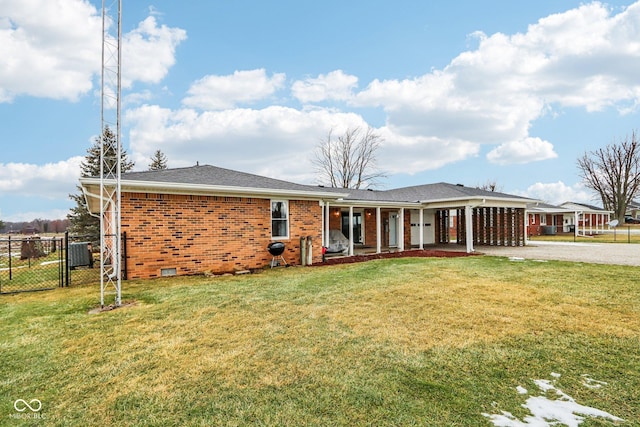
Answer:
[{"xmin": 271, "ymin": 200, "xmax": 289, "ymax": 239}]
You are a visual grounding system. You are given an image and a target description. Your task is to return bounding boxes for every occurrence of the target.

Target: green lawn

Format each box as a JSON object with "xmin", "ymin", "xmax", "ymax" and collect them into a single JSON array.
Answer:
[
  {"xmin": 530, "ymin": 225, "xmax": 640, "ymax": 244},
  {"xmin": 1, "ymin": 256, "xmax": 638, "ymax": 426}
]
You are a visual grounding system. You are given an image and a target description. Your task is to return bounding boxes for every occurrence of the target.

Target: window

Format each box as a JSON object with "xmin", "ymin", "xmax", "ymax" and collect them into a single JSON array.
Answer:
[{"xmin": 271, "ymin": 200, "xmax": 289, "ymax": 239}]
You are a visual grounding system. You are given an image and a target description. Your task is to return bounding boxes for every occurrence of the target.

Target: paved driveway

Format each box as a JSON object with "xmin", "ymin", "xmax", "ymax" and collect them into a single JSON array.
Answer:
[{"xmin": 476, "ymin": 241, "xmax": 640, "ymax": 267}]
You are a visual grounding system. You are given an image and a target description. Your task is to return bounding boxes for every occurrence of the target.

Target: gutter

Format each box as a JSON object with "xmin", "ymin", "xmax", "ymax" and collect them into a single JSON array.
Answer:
[{"xmin": 79, "ymin": 178, "xmax": 349, "ymax": 201}]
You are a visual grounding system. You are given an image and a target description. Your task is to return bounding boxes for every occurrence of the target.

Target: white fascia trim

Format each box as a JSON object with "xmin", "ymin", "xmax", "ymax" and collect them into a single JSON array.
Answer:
[
  {"xmin": 420, "ymin": 196, "xmax": 534, "ymax": 207},
  {"xmin": 332, "ymin": 200, "xmax": 422, "ymax": 208},
  {"xmin": 79, "ymin": 178, "xmax": 348, "ymax": 201}
]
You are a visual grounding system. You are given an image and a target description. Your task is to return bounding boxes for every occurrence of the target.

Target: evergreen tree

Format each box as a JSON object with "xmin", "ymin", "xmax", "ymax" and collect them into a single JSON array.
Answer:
[
  {"xmin": 148, "ymin": 149, "xmax": 168, "ymax": 170},
  {"xmin": 67, "ymin": 126, "xmax": 134, "ymax": 243}
]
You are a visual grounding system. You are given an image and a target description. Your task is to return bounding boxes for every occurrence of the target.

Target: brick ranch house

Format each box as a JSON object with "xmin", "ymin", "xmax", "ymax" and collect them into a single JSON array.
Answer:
[
  {"xmin": 80, "ymin": 164, "xmax": 535, "ymax": 280},
  {"xmin": 527, "ymin": 202, "xmax": 611, "ymax": 236}
]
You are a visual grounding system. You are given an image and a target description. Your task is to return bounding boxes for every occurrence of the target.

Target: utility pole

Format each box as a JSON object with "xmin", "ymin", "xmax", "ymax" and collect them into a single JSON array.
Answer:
[{"xmin": 100, "ymin": 0, "xmax": 122, "ymax": 307}]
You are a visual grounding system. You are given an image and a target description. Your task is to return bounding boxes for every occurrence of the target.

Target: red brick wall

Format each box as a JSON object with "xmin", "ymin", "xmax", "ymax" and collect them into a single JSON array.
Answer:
[
  {"xmin": 363, "ymin": 209, "xmax": 376, "ymax": 246},
  {"xmin": 328, "ymin": 208, "xmax": 341, "ymax": 230},
  {"xmin": 121, "ymin": 192, "xmax": 323, "ymax": 279}
]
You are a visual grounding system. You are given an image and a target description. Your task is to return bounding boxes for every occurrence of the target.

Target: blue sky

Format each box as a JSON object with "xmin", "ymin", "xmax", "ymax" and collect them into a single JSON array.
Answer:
[{"xmin": 2, "ymin": 0, "xmax": 640, "ymax": 222}]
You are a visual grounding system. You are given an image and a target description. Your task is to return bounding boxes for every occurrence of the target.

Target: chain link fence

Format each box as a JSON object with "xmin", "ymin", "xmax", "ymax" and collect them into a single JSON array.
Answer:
[
  {"xmin": 0, "ymin": 232, "xmax": 128, "ymax": 294},
  {"xmin": 0, "ymin": 236, "xmax": 64, "ymax": 293}
]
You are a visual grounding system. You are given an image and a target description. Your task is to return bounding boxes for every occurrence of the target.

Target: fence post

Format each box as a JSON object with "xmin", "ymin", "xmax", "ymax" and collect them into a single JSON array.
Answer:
[
  {"xmin": 58, "ymin": 237, "xmax": 63, "ymax": 287},
  {"xmin": 8, "ymin": 235, "xmax": 11, "ymax": 281},
  {"xmin": 65, "ymin": 231, "xmax": 70, "ymax": 287}
]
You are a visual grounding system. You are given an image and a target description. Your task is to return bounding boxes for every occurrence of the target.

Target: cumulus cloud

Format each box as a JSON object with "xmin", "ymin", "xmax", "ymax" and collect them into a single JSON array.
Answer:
[
  {"xmin": 119, "ymin": 1, "xmax": 640, "ymax": 186},
  {"xmin": 292, "ymin": 70, "xmax": 359, "ymax": 103},
  {"xmin": 517, "ymin": 181, "xmax": 593, "ymax": 205},
  {"xmin": 182, "ymin": 69, "xmax": 286, "ymax": 110},
  {"xmin": 122, "ymin": 16, "xmax": 187, "ymax": 88},
  {"xmin": 487, "ymin": 137, "xmax": 558, "ymax": 165},
  {"xmin": 0, "ymin": 0, "xmax": 102, "ymax": 102},
  {"xmin": 0, "ymin": 157, "xmax": 83, "ymax": 198},
  {"xmin": 126, "ymin": 104, "xmax": 369, "ymax": 183},
  {"xmin": 353, "ymin": 1, "xmax": 640, "ymax": 167},
  {"xmin": 0, "ymin": 0, "xmax": 186, "ymax": 102}
]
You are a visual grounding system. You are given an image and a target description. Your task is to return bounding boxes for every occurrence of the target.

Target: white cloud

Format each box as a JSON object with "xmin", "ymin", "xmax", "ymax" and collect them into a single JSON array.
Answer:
[
  {"xmin": 516, "ymin": 181, "xmax": 593, "ymax": 205},
  {"xmin": 0, "ymin": 0, "xmax": 101, "ymax": 102},
  {"xmin": 352, "ymin": 1, "xmax": 640, "ymax": 167},
  {"xmin": 126, "ymin": 104, "xmax": 369, "ymax": 183},
  {"xmin": 122, "ymin": 16, "xmax": 187, "ymax": 88},
  {"xmin": 0, "ymin": 157, "xmax": 83, "ymax": 198},
  {"xmin": 487, "ymin": 137, "xmax": 557, "ymax": 165},
  {"xmin": 182, "ymin": 69, "xmax": 286, "ymax": 110},
  {"xmin": 292, "ymin": 70, "xmax": 358, "ymax": 103},
  {"xmin": 0, "ymin": 1, "xmax": 186, "ymax": 102}
]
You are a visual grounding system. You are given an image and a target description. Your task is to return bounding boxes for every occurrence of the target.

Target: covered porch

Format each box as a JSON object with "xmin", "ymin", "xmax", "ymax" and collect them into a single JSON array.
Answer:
[{"xmin": 319, "ymin": 200, "xmax": 527, "ymax": 257}]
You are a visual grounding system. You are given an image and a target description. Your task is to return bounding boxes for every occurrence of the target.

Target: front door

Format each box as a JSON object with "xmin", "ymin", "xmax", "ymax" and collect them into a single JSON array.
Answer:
[{"xmin": 389, "ymin": 213, "xmax": 398, "ymax": 247}]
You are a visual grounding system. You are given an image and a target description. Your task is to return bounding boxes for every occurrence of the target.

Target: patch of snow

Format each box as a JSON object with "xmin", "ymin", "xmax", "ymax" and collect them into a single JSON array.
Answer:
[
  {"xmin": 581, "ymin": 374, "xmax": 608, "ymax": 389},
  {"xmin": 483, "ymin": 374, "xmax": 624, "ymax": 427},
  {"xmin": 509, "ymin": 257, "xmax": 525, "ymax": 262}
]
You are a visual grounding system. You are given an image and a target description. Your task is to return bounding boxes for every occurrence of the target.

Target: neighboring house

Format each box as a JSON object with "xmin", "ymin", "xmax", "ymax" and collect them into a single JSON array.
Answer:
[
  {"xmin": 559, "ymin": 202, "xmax": 611, "ymax": 234},
  {"xmin": 526, "ymin": 202, "xmax": 575, "ymax": 236},
  {"xmin": 527, "ymin": 201, "xmax": 611, "ymax": 236},
  {"xmin": 625, "ymin": 200, "xmax": 640, "ymax": 220},
  {"xmin": 80, "ymin": 164, "xmax": 535, "ymax": 279}
]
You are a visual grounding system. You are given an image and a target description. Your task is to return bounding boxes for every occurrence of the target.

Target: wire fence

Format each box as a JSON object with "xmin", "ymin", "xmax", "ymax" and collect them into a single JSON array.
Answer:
[
  {"xmin": 0, "ymin": 232, "xmax": 122, "ymax": 294},
  {"xmin": 0, "ymin": 236, "xmax": 64, "ymax": 293}
]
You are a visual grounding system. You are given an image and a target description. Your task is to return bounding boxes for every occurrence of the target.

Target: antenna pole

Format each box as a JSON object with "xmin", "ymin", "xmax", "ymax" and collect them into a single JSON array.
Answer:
[{"xmin": 100, "ymin": 0, "xmax": 122, "ymax": 307}]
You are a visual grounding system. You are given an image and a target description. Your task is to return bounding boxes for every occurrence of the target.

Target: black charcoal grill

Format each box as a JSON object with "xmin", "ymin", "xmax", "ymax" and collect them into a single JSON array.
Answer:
[{"xmin": 267, "ymin": 242, "xmax": 288, "ymax": 268}]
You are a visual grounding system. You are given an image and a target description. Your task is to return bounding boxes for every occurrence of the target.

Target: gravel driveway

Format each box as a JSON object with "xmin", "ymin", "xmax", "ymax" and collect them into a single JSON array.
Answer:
[{"xmin": 476, "ymin": 241, "xmax": 640, "ymax": 267}]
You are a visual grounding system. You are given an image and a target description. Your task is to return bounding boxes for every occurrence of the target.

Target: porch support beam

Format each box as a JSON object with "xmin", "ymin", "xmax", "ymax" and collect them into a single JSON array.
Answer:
[
  {"xmin": 465, "ymin": 205, "xmax": 474, "ymax": 253},
  {"xmin": 419, "ymin": 208, "xmax": 424, "ymax": 250},
  {"xmin": 399, "ymin": 208, "xmax": 405, "ymax": 251},
  {"xmin": 324, "ymin": 201, "xmax": 330, "ymax": 247},
  {"xmin": 376, "ymin": 207, "xmax": 382, "ymax": 253},
  {"xmin": 348, "ymin": 206, "xmax": 354, "ymax": 256}
]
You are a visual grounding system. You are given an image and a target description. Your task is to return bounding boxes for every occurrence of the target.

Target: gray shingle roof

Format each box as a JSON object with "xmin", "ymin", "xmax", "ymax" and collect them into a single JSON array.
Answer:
[
  {"xmin": 121, "ymin": 164, "xmax": 533, "ymax": 204},
  {"xmin": 123, "ymin": 164, "xmax": 323, "ymax": 193}
]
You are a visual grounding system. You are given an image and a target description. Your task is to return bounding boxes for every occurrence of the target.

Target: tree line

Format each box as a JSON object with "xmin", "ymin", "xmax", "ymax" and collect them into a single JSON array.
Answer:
[{"xmin": 0, "ymin": 218, "xmax": 69, "ymax": 235}]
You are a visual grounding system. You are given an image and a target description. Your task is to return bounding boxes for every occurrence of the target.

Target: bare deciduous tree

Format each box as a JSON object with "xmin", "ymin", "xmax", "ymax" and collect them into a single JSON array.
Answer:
[
  {"xmin": 313, "ymin": 126, "xmax": 386, "ymax": 189},
  {"xmin": 577, "ymin": 131, "xmax": 640, "ymax": 223},
  {"xmin": 477, "ymin": 180, "xmax": 502, "ymax": 192}
]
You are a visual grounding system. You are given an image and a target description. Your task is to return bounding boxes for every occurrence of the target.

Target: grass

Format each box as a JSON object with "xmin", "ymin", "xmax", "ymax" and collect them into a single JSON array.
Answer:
[
  {"xmin": 1, "ymin": 256, "xmax": 638, "ymax": 426},
  {"xmin": 530, "ymin": 225, "xmax": 640, "ymax": 244},
  {"xmin": 0, "ymin": 253, "xmax": 63, "ymax": 293}
]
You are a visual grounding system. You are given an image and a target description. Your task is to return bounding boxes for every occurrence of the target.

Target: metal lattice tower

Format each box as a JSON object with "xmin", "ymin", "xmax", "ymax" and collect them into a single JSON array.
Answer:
[{"xmin": 100, "ymin": 0, "xmax": 122, "ymax": 307}]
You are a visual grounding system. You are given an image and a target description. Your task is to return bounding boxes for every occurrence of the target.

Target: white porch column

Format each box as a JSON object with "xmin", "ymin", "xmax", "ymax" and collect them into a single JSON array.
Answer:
[
  {"xmin": 376, "ymin": 207, "xmax": 382, "ymax": 253},
  {"xmin": 325, "ymin": 201, "xmax": 330, "ymax": 247},
  {"xmin": 348, "ymin": 206, "xmax": 354, "ymax": 256},
  {"xmin": 399, "ymin": 208, "xmax": 405, "ymax": 251},
  {"xmin": 419, "ymin": 208, "xmax": 424, "ymax": 250},
  {"xmin": 465, "ymin": 205, "xmax": 474, "ymax": 253},
  {"xmin": 321, "ymin": 201, "xmax": 326, "ymax": 247}
]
